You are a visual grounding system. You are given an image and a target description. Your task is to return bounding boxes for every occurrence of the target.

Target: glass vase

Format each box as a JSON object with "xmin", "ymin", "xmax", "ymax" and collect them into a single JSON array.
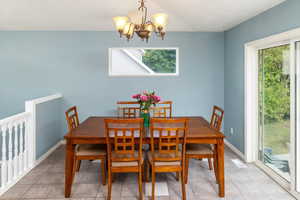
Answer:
[{"xmin": 140, "ymin": 109, "xmax": 150, "ymax": 127}]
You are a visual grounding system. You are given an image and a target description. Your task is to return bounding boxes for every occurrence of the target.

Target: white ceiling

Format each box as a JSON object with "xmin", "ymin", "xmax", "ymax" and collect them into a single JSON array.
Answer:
[{"xmin": 0, "ymin": 0, "xmax": 286, "ymax": 31}]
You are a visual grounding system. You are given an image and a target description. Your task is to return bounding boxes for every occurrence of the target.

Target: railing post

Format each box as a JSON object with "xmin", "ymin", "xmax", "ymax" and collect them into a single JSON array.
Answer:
[{"xmin": 25, "ymin": 101, "xmax": 36, "ymax": 168}]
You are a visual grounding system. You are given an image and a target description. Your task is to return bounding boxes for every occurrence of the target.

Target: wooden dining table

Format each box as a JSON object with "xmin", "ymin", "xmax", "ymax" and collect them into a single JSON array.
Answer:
[{"xmin": 64, "ymin": 116, "xmax": 225, "ymax": 198}]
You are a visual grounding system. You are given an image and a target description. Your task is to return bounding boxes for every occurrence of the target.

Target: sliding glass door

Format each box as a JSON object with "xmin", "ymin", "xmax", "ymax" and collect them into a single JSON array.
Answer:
[
  {"xmin": 296, "ymin": 41, "xmax": 300, "ymax": 192},
  {"xmin": 258, "ymin": 44, "xmax": 291, "ymax": 181}
]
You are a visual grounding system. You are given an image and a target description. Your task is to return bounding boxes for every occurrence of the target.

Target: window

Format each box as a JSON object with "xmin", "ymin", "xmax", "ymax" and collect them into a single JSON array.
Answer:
[{"xmin": 109, "ymin": 48, "xmax": 179, "ymax": 76}]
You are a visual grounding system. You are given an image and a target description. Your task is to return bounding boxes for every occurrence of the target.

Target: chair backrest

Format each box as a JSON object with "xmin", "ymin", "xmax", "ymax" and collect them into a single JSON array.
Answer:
[
  {"xmin": 210, "ymin": 106, "xmax": 224, "ymax": 131},
  {"xmin": 117, "ymin": 101, "xmax": 140, "ymax": 118},
  {"xmin": 150, "ymin": 101, "xmax": 172, "ymax": 118},
  {"xmin": 65, "ymin": 106, "xmax": 80, "ymax": 132},
  {"xmin": 105, "ymin": 118, "xmax": 144, "ymax": 163},
  {"xmin": 150, "ymin": 118, "xmax": 188, "ymax": 162}
]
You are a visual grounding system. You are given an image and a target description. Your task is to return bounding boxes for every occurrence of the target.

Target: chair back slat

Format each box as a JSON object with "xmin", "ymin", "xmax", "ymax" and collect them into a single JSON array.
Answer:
[
  {"xmin": 150, "ymin": 101, "xmax": 172, "ymax": 118},
  {"xmin": 65, "ymin": 106, "xmax": 80, "ymax": 132},
  {"xmin": 111, "ymin": 128, "xmax": 135, "ymax": 154},
  {"xmin": 150, "ymin": 118, "xmax": 188, "ymax": 162},
  {"xmin": 105, "ymin": 118, "xmax": 144, "ymax": 162},
  {"xmin": 157, "ymin": 128, "xmax": 180, "ymax": 154},
  {"xmin": 117, "ymin": 101, "xmax": 140, "ymax": 118},
  {"xmin": 210, "ymin": 106, "xmax": 224, "ymax": 131}
]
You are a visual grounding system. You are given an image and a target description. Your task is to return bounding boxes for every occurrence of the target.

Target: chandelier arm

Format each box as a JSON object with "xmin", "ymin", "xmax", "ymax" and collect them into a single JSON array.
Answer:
[
  {"xmin": 130, "ymin": 23, "xmax": 135, "ymax": 39},
  {"xmin": 143, "ymin": 7, "xmax": 148, "ymax": 26},
  {"xmin": 148, "ymin": 21, "xmax": 156, "ymax": 32},
  {"xmin": 125, "ymin": 23, "xmax": 131, "ymax": 36},
  {"xmin": 124, "ymin": 23, "xmax": 134, "ymax": 41}
]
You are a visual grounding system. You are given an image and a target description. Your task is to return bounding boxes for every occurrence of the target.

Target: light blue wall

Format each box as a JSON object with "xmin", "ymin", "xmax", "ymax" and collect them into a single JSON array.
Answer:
[
  {"xmin": 224, "ymin": 0, "xmax": 300, "ymax": 153},
  {"xmin": 35, "ymin": 98, "xmax": 63, "ymax": 159},
  {"xmin": 0, "ymin": 31, "xmax": 224, "ymax": 136},
  {"xmin": 2, "ymin": 0, "xmax": 298, "ymax": 156}
]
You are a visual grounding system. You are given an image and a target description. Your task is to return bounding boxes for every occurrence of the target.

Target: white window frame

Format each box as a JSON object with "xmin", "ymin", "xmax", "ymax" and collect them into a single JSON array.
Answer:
[
  {"xmin": 244, "ymin": 27, "xmax": 300, "ymax": 197},
  {"xmin": 108, "ymin": 47, "xmax": 179, "ymax": 77}
]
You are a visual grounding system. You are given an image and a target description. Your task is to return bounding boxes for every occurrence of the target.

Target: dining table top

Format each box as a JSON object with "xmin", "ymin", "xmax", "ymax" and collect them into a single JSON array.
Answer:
[{"xmin": 64, "ymin": 116, "xmax": 225, "ymax": 140}]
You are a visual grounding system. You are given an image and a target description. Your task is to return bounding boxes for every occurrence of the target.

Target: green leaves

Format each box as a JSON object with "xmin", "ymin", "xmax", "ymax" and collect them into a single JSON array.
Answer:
[
  {"xmin": 260, "ymin": 45, "xmax": 290, "ymax": 123},
  {"xmin": 142, "ymin": 49, "xmax": 176, "ymax": 73}
]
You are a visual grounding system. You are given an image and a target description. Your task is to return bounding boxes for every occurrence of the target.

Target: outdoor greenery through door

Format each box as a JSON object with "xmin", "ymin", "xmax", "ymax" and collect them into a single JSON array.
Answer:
[{"xmin": 258, "ymin": 44, "xmax": 291, "ymax": 181}]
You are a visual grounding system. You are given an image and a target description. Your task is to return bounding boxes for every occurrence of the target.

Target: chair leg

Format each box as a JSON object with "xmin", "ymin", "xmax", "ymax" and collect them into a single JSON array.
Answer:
[
  {"xmin": 72, "ymin": 158, "xmax": 77, "ymax": 183},
  {"xmin": 185, "ymin": 158, "xmax": 189, "ymax": 184},
  {"xmin": 111, "ymin": 172, "xmax": 115, "ymax": 183},
  {"xmin": 146, "ymin": 161, "xmax": 150, "ymax": 182},
  {"xmin": 76, "ymin": 160, "xmax": 81, "ymax": 172},
  {"xmin": 141, "ymin": 163, "xmax": 145, "ymax": 182},
  {"xmin": 176, "ymin": 172, "xmax": 179, "ymax": 181},
  {"xmin": 213, "ymin": 156, "xmax": 219, "ymax": 184},
  {"xmin": 208, "ymin": 158, "xmax": 213, "ymax": 170},
  {"xmin": 138, "ymin": 166, "xmax": 143, "ymax": 200},
  {"xmin": 101, "ymin": 158, "xmax": 106, "ymax": 185},
  {"xmin": 107, "ymin": 168, "xmax": 112, "ymax": 200},
  {"xmin": 151, "ymin": 165, "xmax": 155, "ymax": 200},
  {"xmin": 181, "ymin": 170, "xmax": 186, "ymax": 200}
]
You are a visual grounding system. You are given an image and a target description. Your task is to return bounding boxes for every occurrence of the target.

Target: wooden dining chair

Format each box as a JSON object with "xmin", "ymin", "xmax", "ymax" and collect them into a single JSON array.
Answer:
[
  {"xmin": 150, "ymin": 101, "xmax": 178, "ymax": 178},
  {"xmin": 150, "ymin": 101, "xmax": 172, "ymax": 118},
  {"xmin": 185, "ymin": 105, "xmax": 224, "ymax": 184},
  {"xmin": 147, "ymin": 118, "xmax": 188, "ymax": 200},
  {"xmin": 117, "ymin": 101, "xmax": 140, "ymax": 118},
  {"xmin": 65, "ymin": 106, "xmax": 107, "ymax": 185},
  {"xmin": 105, "ymin": 118, "xmax": 145, "ymax": 200}
]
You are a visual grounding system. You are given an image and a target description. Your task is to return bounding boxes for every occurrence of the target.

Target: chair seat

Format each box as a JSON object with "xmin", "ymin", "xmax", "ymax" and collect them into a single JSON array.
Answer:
[
  {"xmin": 186, "ymin": 144, "xmax": 213, "ymax": 155},
  {"xmin": 147, "ymin": 151, "xmax": 181, "ymax": 166},
  {"xmin": 76, "ymin": 144, "xmax": 106, "ymax": 156},
  {"xmin": 111, "ymin": 151, "xmax": 144, "ymax": 167}
]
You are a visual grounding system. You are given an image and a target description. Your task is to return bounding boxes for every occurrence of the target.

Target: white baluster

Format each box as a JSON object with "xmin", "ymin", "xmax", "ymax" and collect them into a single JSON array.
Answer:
[
  {"xmin": 1, "ymin": 125, "xmax": 8, "ymax": 188},
  {"xmin": 24, "ymin": 118, "xmax": 28, "ymax": 170},
  {"xmin": 19, "ymin": 120, "xmax": 24, "ymax": 174},
  {"xmin": 8, "ymin": 124, "xmax": 13, "ymax": 183},
  {"xmin": 13, "ymin": 123, "xmax": 19, "ymax": 179}
]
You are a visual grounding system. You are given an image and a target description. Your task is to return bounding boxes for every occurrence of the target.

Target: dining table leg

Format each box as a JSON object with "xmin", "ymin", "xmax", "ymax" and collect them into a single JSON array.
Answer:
[
  {"xmin": 65, "ymin": 139, "xmax": 75, "ymax": 198},
  {"xmin": 216, "ymin": 138, "xmax": 225, "ymax": 197},
  {"xmin": 214, "ymin": 144, "xmax": 219, "ymax": 184}
]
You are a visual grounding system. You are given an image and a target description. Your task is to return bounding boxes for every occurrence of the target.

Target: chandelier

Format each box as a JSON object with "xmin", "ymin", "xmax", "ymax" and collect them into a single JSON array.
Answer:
[{"xmin": 113, "ymin": 0, "xmax": 168, "ymax": 42}]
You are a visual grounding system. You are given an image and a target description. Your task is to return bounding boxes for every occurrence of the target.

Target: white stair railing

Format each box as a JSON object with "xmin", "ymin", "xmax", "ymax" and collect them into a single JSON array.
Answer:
[
  {"xmin": 0, "ymin": 112, "xmax": 32, "ymax": 191},
  {"xmin": 0, "ymin": 93, "xmax": 62, "ymax": 195}
]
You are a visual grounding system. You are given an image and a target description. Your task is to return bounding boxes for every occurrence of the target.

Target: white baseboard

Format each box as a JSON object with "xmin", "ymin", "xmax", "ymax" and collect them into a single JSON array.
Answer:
[
  {"xmin": 35, "ymin": 140, "xmax": 64, "ymax": 166},
  {"xmin": 224, "ymin": 139, "xmax": 245, "ymax": 161}
]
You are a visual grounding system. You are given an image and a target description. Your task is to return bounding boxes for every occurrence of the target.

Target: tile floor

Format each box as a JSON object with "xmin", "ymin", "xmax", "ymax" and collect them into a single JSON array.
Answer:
[{"xmin": 0, "ymin": 145, "xmax": 296, "ymax": 200}]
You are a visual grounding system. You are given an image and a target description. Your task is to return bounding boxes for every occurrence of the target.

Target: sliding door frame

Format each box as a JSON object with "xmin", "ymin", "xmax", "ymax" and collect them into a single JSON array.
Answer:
[
  {"xmin": 244, "ymin": 28, "xmax": 300, "ymax": 197},
  {"xmin": 292, "ymin": 38, "xmax": 300, "ymax": 192},
  {"xmin": 256, "ymin": 41, "xmax": 292, "ymax": 190}
]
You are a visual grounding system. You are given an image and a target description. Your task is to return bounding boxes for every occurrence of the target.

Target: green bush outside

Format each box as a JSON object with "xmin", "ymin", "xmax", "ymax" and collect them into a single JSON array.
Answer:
[
  {"xmin": 142, "ymin": 49, "xmax": 176, "ymax": 73},
  {"xmin": 259, "ymin": 45, "xmax": 290, "ymax": 123},
  {"xmin": 260, "ymin": 45, "xmax": 291, "ymax": 156}
]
